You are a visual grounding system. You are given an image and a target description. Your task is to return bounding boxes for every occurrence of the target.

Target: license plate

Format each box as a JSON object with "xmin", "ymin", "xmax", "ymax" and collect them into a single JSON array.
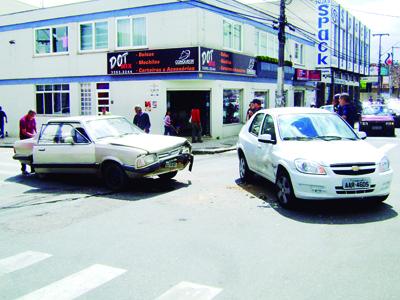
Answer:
[
  {"xmin": 342, "ymin": 178, "xmax": 370, "ymax": 190},
  {"xmin": 372, "ymin": 126, "xmax": 382, "ymax": 130},
  {"xmin": 165, "ymin": 159, "xmax": 177, "ymax": 168}
]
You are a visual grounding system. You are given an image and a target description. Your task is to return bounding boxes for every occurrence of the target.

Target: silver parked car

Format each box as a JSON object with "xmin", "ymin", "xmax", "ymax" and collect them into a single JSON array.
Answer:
[{"xmin": 13, "ymin": 116, "xmax": 193, "ymax": 190}]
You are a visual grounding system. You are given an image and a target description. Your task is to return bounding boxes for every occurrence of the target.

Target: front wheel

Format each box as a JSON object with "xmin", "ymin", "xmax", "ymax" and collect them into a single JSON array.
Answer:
[
  {"xmin": 102, "ymin": 162, "xmax": 128, "ymax": 191},
  {"xmin": 276, "ymin": 170, "xmax": 297, "ymax": 208},
  {"xmin": 158, "ymin": 171, "xmax": 178, "ymax": 180}
]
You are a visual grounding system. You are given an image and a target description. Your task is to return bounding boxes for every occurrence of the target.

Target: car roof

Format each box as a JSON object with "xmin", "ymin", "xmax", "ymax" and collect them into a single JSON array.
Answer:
[
  {"xmin": 46, "ymin": 115, "xmax": 124, "ymax": 123},
  {"xmin": 258, "ymin": 107, "xmax": 332, "ymax": 116}
]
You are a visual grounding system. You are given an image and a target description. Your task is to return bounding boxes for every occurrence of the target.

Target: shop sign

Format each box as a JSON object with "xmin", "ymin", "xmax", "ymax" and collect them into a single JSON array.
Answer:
[
  {"xmin": 316, "ymin": 0, "xmax": 331, "ymax": 67},
  {"xmin": 200, "ymin": 47, "xmax": 256, "ymax": 76},
  {"xmin": 295, "ymin": 69, "xmax": 321, "ymax": 81},
  {"xmin": 107, "ymin": 47, "xmax": 199, "ymax": 75}
]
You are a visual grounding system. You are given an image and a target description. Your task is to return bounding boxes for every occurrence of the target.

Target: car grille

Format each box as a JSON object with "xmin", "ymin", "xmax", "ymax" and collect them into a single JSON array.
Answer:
[
  {"xmin": 330, "ymin": 163, "xmax": 376, "ymax": 176},
  {"xmin": 335, "ymin": 185, "xmax": 376, "ymax": 195},
  {"xmin": 158, "ymin": 147, "xmax": 181, "ymax": 159}
]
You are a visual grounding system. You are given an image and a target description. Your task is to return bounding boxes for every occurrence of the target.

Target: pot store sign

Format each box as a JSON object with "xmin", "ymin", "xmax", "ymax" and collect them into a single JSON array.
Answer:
[{"xmin": 316, "ymin": 0, "xmax": 331, "ymax": 67}]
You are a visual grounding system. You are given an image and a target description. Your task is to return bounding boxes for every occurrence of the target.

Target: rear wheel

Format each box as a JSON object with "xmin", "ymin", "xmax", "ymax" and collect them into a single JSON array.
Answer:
[
  {"xmin": 102, "ymin": 162, "xmax": 128, "ymax": 191},
  {"xmin": 158, "ymin": 171, "xmax": 178, "ymax": 180},
  {"xmin": 276, "ymin": 170, "xmax": 297, "ymax": 208},
  {"xmin": 239, "ymin": 154, "xmax": 253, "ymax": 183}
]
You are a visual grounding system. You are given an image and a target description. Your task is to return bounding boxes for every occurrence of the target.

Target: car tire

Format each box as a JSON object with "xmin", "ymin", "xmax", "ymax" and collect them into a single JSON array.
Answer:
[
  {"xmin": 276, "ymin": 170, "xmax": 297, "ymax": 208},
  {"xmin": 239, "ymin": 153, "xmax": 253, "ymax": 183},
  {"xmin": 158, "ymin": 171, "xmax": 178, "ymax": 180},
  {"xmin": 102, "ymin": 162, "xmax": 128, "ymax": 191}
]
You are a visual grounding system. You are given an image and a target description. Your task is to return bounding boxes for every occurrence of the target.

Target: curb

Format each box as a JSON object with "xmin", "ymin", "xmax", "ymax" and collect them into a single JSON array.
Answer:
[
  {"xmin": 0, "ymin": 144, "xmax": 13, "ymax": 149},
  {"xmin": 192, "ymin": 146, "xmax": 236, "ymax": 155}
]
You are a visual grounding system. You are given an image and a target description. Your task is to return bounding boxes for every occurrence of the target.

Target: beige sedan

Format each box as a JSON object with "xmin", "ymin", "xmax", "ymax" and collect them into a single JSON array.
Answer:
[{"xmin": 13, "ymin": 116, "xmax": 193, "ymax": 190}]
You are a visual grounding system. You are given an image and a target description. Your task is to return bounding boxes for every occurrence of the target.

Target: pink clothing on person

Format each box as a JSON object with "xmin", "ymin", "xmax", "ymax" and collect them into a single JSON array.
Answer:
[{"xmin": 19, "ymin": 115, "xmax": 36, "ymax": 140}]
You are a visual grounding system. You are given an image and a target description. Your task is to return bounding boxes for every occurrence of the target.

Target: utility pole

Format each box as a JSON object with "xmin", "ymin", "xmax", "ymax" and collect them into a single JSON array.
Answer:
[
  {"xmin": 276, "ymin": 0, "xmax": 286, "ymax": 107},
  {"xmin": 372, "ymin": 33, "xmax": 389, "ymax": 97}
]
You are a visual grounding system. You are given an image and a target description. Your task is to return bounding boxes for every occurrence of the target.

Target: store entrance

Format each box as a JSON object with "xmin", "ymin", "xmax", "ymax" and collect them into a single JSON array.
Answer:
[{"xmin": 167, "ymin": 91, "xmax": 210, "ymax": 137}]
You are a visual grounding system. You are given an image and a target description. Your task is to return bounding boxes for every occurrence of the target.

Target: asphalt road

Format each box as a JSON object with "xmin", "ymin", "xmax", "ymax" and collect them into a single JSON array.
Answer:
[{"xmin": 0, "ymin": 136, "xmax": 400, "ymax": 300}]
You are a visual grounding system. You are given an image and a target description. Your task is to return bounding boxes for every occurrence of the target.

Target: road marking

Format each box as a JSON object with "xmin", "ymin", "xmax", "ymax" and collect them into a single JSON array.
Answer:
[
  {"xmin": 17, "ymin": 264, "xmax": 126, "ymax": 300},
  {"xmin": 0, "ymin": 251, "xmax": 52, "ymax": 276},
  {"xmin": 379, "ymin": 143, "xmax": 398, "ymax": 153},
  {"xmin": 156, "ymin": 281, "xmax": 222, "ymax": 300}
]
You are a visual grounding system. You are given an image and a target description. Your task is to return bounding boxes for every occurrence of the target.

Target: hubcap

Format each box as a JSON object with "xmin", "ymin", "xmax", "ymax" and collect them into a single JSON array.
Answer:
[
  {"xmin": 277, "ymin": 176, "xmax": 290, "ymax": 204},
  {"xmin": 239, "ymin": 158, "xmax": 246, "ymax": 178}
]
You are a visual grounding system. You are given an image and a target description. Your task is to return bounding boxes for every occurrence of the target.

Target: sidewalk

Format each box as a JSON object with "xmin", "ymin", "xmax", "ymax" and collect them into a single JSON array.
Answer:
[{"xmin": 0, "ymin": 136, "xmax": 238, "ymax": 154}]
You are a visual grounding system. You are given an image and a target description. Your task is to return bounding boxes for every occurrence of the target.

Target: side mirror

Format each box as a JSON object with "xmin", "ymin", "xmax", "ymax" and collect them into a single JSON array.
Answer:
[
  {"xmin": 258, "ymin": 134, "xmax": 276, "ymax": 144},
  {"xmin": 64, "ymin": 136, "xmax": 75, "ymax": 144},
  {"xmin": 358, "ymin": 131, "xmax": 367, "ymax": 140}
]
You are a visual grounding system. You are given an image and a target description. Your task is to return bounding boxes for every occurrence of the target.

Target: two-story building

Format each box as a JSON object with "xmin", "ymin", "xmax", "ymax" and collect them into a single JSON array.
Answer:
[{"xmin": 0, "ymin": 0, "xmax": 316, "ymax": 138}]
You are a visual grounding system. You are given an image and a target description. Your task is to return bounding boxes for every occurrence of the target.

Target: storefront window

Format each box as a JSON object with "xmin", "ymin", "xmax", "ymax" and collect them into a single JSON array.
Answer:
[
  {"xmin": 36, "ymin": 84, "xmax": 70, "ymax": 115},
  {"xmin": 223, "ymin": 89, "xmax": 242, "ymax": 125}
]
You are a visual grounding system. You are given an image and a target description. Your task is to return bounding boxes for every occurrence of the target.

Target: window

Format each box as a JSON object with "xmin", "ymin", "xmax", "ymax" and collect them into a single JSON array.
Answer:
[
  {"xmin": 80, "ymin": 21, "xmax": 108, "ymax": 51},
  {"xmin": 266, "ymin": 32, "xmax": 278, "ymax": 59},
  {"xmin": 35, "ymin": 26, "xmax": 68, "ymax": 54},
  {"xmin": 255, "ymin": 31, "xmax": 268, "ymax": 56},
  {"xmin": 36, "ymin": 84, "xmax": 70, "ymax": 115},
  {"xmin": 261, "ymin": 115, "xmax": 276, "ymax": 140},
  {"xmin": 80, "ymin": 83, "xmax": 92, "ymax": 115},
  {"xmin": 223, "ymin": 20, "xmax": 242, "ymax": 51},
  {"xmin": 294, "ymin": 43, "xmax": 304, "ymax": 65},
  {"xmin": 254, "ymin": 91, "xmax": 269, "ymax": 108},
  {"xmin": 249, "ymin": 113, "xmax": 265, "ymax": 136},
  {"xmin": 116, "ymin": 17, "xmax": 147, "ymax": 48},
  {"xmin": 223, "ymin": 89, "xmax": 242, "ymax": 125},
  {"xmin": 39, "ymin": 123, "xmax": 89, "ymax": 145}
]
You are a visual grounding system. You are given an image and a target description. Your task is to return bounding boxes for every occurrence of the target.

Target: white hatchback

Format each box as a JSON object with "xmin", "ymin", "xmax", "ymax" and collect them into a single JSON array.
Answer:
[{"xmin": 237, "ymin": 107, "xmax": 393, "ymax": 207}]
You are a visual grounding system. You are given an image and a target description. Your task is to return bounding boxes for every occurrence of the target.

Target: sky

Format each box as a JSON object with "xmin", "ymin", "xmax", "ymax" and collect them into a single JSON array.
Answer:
[{"xmin": 17, "ymin": 0, "xmax": 400, "ymax": 62}]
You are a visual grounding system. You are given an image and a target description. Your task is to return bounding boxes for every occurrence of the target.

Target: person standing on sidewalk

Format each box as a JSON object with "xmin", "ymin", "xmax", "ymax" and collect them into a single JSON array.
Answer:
[
  {"xmin": 190, "ymin": 107, "xmax": 202, "ymax": 143},
  {"xmin": 133, "ymin": 105, "xmax": 151, "ymax": 133},
  {"xmin": 0, "ymin": 106, "xmax": 7, "ymax": 138},
  {"xmin": 19, "ymin": 110, "xmax": 37, "ymax": 174},
  {"xmin": 338, "ymin": 93, "xmax": 357, "ymax": 128},
  {"xmin": 163, "ymin": 111, "xmax": 174, "ymax": 136}
]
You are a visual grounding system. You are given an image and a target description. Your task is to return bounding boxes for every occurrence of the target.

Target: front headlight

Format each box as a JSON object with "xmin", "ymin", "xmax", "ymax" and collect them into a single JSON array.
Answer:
[
  {"xmin": 180, "ymin": 146, "xmax": 191, "ymax": 154},
  {"xmin": 378, "ymin": 156, "xmax": 390, "ymax": 173},
  {"xmin": 295, "ymin": 159, "xmax": 327, "ymax": 175},
  {"xmin": 385, "ymin": 122, "xmax": 394, "ymax": 126},
  {"xmin": 136, "ymin": 154, "xmax": 158, "ymax": 168}
]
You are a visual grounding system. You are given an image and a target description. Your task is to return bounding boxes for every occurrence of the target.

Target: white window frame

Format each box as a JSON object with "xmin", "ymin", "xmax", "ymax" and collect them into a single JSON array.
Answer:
[
  {"xmin": 34, "ymin": 25, "xmax": 69, "ymax": 56},
  {"xmin": 80, "ymin": 83, "xmax": 93, "ymax": 115},
  {"xmin": 255, "ymin": 30, "xmax": 268, "ymax": 56},
  {"xmin": 78, "ymin": 20, "xmax": 109, "ymax": 53},
  {"xmin": 115, "ymin": 16, "xmax": 148, "ymax": 50},
  {"xmin": 223, "ymin": 19, "xmax": 243, "ymax": 53},
  {"xmin": 35, "ymin": 84, "xmax": 71, "ymax": 116},
  {"xmin": 293, "ymin": 42, "xmax": 304, "ymax": 65}
]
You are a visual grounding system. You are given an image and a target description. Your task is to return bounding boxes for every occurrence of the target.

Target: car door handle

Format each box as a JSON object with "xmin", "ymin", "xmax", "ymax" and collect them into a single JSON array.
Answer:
[{"xmin": 38, "ymin": 148, "xmax": 46, "ymax": 152}]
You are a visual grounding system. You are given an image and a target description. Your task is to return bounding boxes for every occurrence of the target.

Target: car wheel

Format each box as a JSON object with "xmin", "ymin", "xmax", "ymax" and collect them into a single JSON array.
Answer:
[
  {"xmin": 158, "ymin": 171, "xmax": 178, "ymax": 180},
  {"xmin": 239, "ymin": 154, "xmax": 253, "ymax": 183},
  {"xmin": 102, "ymin": 162, "xmax": 128, "ymax": 191},
  {"xmin": 276, "ymin": 170, "xmax": 297, "ymax": 208}
]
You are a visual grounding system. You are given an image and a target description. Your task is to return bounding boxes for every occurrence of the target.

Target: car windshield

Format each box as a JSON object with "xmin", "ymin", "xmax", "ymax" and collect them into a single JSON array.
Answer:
[
  {"xmin": 362, "ymin": 105, "xmax": 391, "ymax": 116},
  {"xmin": 85, "ymin": 117, "xmax": 142, "ymax": 140},
  {"xmin": 278, "ymin": 113, "xmax": 358, "ymax": 141}
]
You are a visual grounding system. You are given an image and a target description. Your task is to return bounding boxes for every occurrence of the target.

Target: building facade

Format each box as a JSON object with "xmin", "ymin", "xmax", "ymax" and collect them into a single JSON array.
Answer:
[
  {"xmin": 315, "ymin": 0, "xmax": 371, "ymax": 105},
  {"xmin": 0, "ymin": 0, "xmax": 316, "ymax": 138}
]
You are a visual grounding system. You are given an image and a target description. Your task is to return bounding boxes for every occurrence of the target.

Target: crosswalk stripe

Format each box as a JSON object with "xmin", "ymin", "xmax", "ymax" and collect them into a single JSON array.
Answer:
[
  {"xmin": 379, "ymin": 143, "xmax": 397, "ymax": 153},
  {"xmin": 16, "ymin": 264, "xmax": 126, "ymax": 300},
  {"xmin": 0, "ymin": 251, "xmax": 52, "ymax": 276},
  {"xmin": 156, "ymin": 281, "xmax": 222, "ymax": 300}
]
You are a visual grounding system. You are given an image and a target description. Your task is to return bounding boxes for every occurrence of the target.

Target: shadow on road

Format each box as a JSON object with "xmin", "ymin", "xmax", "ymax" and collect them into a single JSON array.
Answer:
[
  {"xmin": 236, "ymin": 176, "xmax": 398, "ymax": 225},
  {"xmin": 4, "ymin": 173, "xmax": 191, "ymax": 203}
]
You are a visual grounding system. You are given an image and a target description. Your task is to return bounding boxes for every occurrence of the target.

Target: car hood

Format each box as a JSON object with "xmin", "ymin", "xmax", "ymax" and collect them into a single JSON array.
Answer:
[
  {"xmin": 98, "ymin": 134, "xmax": 188, "ymax": 153},
  {"xmin": 278, "ymin": 140, "xmax": 384, "ymax": 166},
  {"xmin": 362, "ymin": 115, "xmax": 394, "ymax": 121}
]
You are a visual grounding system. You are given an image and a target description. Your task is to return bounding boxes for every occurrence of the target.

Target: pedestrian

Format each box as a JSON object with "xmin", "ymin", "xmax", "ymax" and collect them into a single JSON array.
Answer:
[
  {"xmin": 338, "ymin": 93, "xmax": 357, "ymax": 128},
  {"xmin": 133, "ymin": 105, "xmax": 151, "ymax": 133},
  {"xmin": 190, "ymin": 107, "xmax": 202, "ymax": 143},
  {"xmin": 332, "ymin": 93, "xmax": 341, "ymax": 113},
  {"xmin": 19, "ymin": 110, "xmax": 37, "ymax": 174},
  {"xmin": 252, "ymin": 99, "xmax": 262, "ymax": 113},
  {"xmin": 246, "ymin": 102, "xmax": 255, "ymax": 121},
  {"xmin": 163, "ymin": 111, "xmax": 175, "ymax": 136},
  {"xmin": 0, "ymin": 106, "xmax": 7, "ymax": 138}
]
